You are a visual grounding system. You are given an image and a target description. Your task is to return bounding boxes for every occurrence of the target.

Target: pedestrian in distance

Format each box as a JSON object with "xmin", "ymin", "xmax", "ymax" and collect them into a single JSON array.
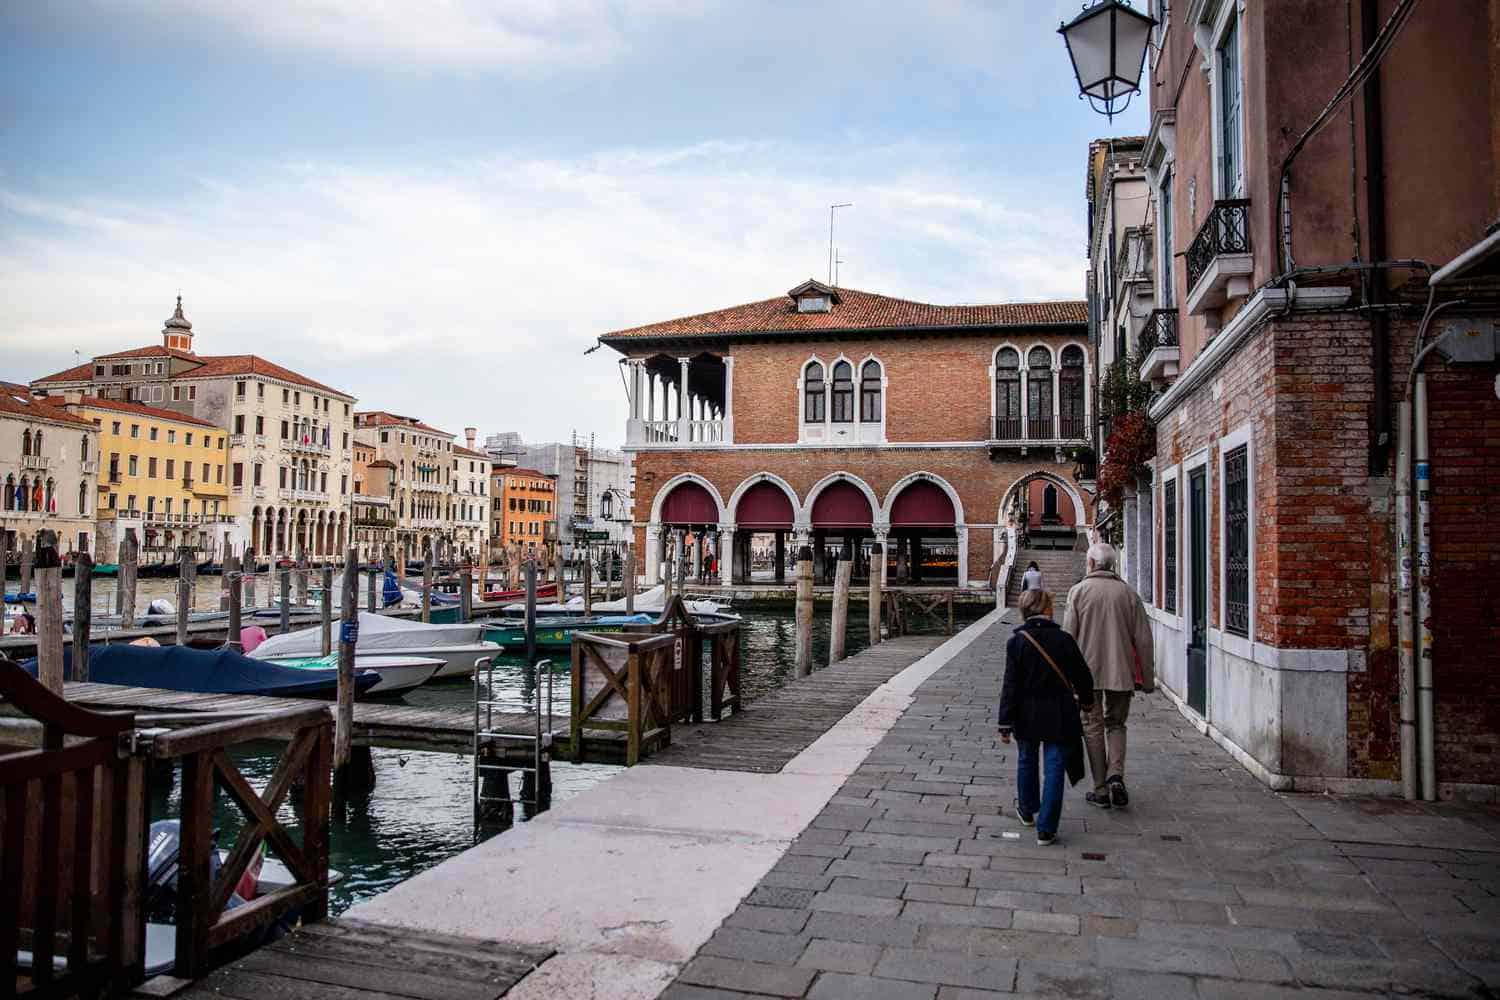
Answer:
[
  {"xmin": 1064, "ymin": 541, "xmax": 1155, "ymax": 810},
  {"xmin": 998, "ymin": 588, "xmax": 1095, "ymax": 846},
  {"xmin": 1021, "ymin": 560, "xmax": 1043, "ymax": 591}
]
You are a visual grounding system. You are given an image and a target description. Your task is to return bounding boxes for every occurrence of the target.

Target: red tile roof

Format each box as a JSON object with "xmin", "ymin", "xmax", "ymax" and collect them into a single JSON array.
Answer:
[
  {"xmin": 62, "ymin": 395, "xmax": 219, "ymax": 428},
  {"xmin": 453, "ymin": 445, "xmax": 490, "ymax": 460},
  {"xmin": 599, "ymin": 284, "xmax": 1087, "ymax": 345},
  {"xmin": 32, "ymin": 347, "xmax": 353, "ymax": 399},
  {"xmin": 497, "ymin": 468, "xmax": 553, "ymax": 481},
  {"xmin": 0, "ymin": 381, "xmax": 31, "ymax": 399},
  {"xmin": 0, "ymin": 392, "xmax": 96, "ymax": 428},
  {"xmin": 354, "ymin": 411, "xmax": 454, "ymax": 437}
]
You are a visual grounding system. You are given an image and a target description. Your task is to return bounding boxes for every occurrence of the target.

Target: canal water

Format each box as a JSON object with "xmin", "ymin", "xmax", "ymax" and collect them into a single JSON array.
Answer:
[{"xmin": 136, "ymin": 594, "xmax": 987, "ymax": 914}]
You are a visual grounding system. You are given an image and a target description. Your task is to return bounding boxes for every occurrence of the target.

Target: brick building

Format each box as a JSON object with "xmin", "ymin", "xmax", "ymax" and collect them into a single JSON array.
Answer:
[
  {"xmin": 1125, "ymin": 0, "xmax": 1500, "ymax": 796},
  {"xmin": 598, "ymin": 281, "xmax": 1094, "ymax": 589}
]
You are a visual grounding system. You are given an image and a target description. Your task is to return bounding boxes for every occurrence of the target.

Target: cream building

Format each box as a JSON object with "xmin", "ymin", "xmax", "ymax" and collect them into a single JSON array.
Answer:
[
  {"xmin": 451, "ymin": 433, "xmax": 492, "ymax": 558},
  {"xmin": 31, "ymin": 298, "xmax": 356, "ymax": 560},
  {"xmin": 352, "ymin": 410, "xmax": 456, "ymax": 560},
  {"xmin": 0, "ymin": 386, "xmax": 100, "ymax": 557}
]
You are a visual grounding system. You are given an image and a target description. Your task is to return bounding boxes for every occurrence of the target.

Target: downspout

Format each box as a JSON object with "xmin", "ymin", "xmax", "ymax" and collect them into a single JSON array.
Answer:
[
  {"xmin": 1397, "ymin": 294, "xmax": 1464, "ymax": 800},
  {"xmin": 1362, "ymin": 0, "xmax": 1392, "ymax": 474}
]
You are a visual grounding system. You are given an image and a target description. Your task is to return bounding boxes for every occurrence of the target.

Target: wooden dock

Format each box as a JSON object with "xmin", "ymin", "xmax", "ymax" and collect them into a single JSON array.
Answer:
[
  {"xmin": 170, "ymin": 918, "xmax": 553, "ymax": 1000},
  {"xmin": 643, "ymin": 634, "xmax": 948, "ymax": 773},
  {"xmin": 58, "ymin": 682, "xmax": 562, "ymax": 755}
]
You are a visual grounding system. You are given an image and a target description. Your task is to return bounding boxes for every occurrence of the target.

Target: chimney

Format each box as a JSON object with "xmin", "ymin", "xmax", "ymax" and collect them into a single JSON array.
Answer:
[{"xmin": 465, "ymin": 427, "xmax": 477, "ymax": 450}]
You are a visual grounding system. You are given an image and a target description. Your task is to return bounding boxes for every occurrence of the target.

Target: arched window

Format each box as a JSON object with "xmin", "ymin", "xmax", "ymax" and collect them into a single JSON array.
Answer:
[
  {"xmin": 994, "ymin": 348, "xmax": 1021, "ymax": 439},
  {"xmin": 4, "ymin": 474, "xmax": 13, "ymax": 511},
  {"xmin": 803, "ymin": 362, "xmax": 826, "ymax": 423},
  {"xmin": 830, "ymin": 361, "xmax": 854, "ymax": 423},
  {"xmin": 859, "ymin": 360, "xmax": 882, "ymax": 422},
  {"xmin": 18, "ymin": 477, "xmax": 29, "ymax": 512},
  {"xmin": 1027, "ymin": 347, "xmax": 1054, "ymax": 439},
  {"xmin": 80, "ymin": 434, "xmax": 89, "ymax": 461},
  {"xmin": 34, "ymin": 431, "xmax": 42, "ymax": 455},
  {"xmin": 45, "ymin": 478, "xmax": 55, "ymax": 513},
  {"xmin": 20, "ymin": 430, "xmax": 31, "ymax": 457},
  {"xmin": 1060, "ymin": 345, "xmax": 1086, "ymax": 439}
]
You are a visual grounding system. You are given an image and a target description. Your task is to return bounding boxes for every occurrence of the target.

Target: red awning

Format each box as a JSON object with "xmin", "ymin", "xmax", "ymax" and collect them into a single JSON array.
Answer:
[
  {"xmin": 890, "ymin": 480, "xmax": 956, "ymax": 528},
  {"xmin": 660, "ymin": 481, "xmax": 718, "ymax": 525},
  {"xmin": 735, "ymin": 481, "xmax": 795, "ymax": 530},
  {"xmin": 810, "ymin": 481, "xmax": 873, "ymax": 528}
]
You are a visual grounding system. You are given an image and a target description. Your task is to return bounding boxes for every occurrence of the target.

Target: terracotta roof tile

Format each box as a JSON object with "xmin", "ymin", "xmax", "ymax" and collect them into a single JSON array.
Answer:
[
  {"xmin": 354, "ymin": 411, "xmax": 453, "ymax": 437},
  {"xmin": 0, "ymin": 393, "xmax": 96, "ymax": 428},
  {"xmin": 599, "ymin": 284, "xmax": 1087, "ymax": 345},
  {"xmin": 497, "ymin": 468, "xmax": 553, "ymax": 480},
  {"xmin": 31, "ymin": 362, "xmax": 94, "ymax": 386},
  {"xmin": 95, "ymin": 345, "xmax": 201, "ymax": 362},
  {"xmin": 452, "ymin": 445, "xmax": 490, "ymax": 460},
  {"xmin": 32, "ymin": 347, "xmax": 353, "ymax": 399},
  {"xmin": 62, "ymin": 396, "xmax": 219, "ymax": 428}
]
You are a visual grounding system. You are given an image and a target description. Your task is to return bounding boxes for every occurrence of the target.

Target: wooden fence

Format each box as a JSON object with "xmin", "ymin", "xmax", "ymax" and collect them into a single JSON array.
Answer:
[{"xmin": 1, "ymin": 662, "xmax": 146, "ymax": 997}]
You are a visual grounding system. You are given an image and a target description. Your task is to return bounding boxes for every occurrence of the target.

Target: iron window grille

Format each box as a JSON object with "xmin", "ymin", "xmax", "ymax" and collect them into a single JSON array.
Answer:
[
  {"xmin": 1224, "ymin": 444, "xmax": 1250, "ymax": 638},
  {"xmin": 1138, "ymin": 308, "xmax": 1179, "ymax": 354},
  {"xmin": 1164, "ymin": 479, "xmax": 1178, "ymax": 613}
]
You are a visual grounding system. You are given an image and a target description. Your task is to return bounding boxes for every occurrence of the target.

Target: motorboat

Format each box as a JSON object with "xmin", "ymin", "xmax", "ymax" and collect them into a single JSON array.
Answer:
[
  {"xmin": 20, "ymin": 643, "xmax": 382, "ymax": 699},
  {"xmin": 500, "ymin": 585, "xmax": 730, "ymax": 618},
  {"xmin": 481, "ymin": 582, "xmax": 558, "ymax": 602},
  {"xmin": 249, "ymin": 611, "xmax": 501, "ymax": 680},
  {"xmin": 484, "ymin": 614, "xmax": 653, "ymax": 650},
  {"xmin": 258, "ymin": 653, "xmax": 442, "ymax": 697}
]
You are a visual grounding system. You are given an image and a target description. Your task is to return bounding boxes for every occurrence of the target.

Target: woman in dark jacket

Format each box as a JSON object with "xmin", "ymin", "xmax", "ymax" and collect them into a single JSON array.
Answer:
[{"xmin": 998, "ymin": 588, "xmax": 1095, "ymax": 845}]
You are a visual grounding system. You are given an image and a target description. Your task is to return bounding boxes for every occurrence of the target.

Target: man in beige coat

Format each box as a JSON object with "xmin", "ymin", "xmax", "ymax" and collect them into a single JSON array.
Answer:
[{"xmin": 1064, "ymin": 542, "xmax": 1155, "ymax": 809}]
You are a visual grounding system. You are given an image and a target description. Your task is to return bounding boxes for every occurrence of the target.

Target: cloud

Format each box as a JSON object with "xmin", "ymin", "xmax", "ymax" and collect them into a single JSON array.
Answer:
[
  {"xmin": 89, "ymin": 0, "xmax": 709, "ymax": 73},
  {"xmin": 0, "ymin": 139, "xmax": 1086, "ymax": 447}
]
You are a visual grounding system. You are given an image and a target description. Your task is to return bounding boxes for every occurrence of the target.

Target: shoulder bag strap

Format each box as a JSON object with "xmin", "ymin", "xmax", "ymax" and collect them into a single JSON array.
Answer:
[{"xmin": 1019, "ymin": 629, "xmax": 1079, "ymax": 705}]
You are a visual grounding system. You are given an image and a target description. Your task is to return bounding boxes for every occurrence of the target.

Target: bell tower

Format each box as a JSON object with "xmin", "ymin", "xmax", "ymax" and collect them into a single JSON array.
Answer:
[{"xmin": 162, "ymin": 295, "xmax": 194, "ymax": 352}]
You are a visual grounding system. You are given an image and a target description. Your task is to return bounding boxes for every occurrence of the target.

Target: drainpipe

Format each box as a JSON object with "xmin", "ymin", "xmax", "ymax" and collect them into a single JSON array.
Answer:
[
  {"xmin": 1393, "ymin": 399, "xmax": 1416, "ymax": 799},
  {"xmin": 1413, "ymin": 374, "xmax": 1435, "ymax": 800},
  {"xmin": 1362, "ymin": 0, "xmax": 1392, "ymax": 474}
]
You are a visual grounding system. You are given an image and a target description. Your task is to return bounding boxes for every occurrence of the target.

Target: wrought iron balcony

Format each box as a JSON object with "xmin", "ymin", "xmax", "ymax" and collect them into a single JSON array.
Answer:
[
  {"xmin": 1185, "ymin": 199, "xmax": 1253, "ymax": 315},
  {"xmin": 1138, "ymin": 308, "xmax": 1183, "ymax": 384}
]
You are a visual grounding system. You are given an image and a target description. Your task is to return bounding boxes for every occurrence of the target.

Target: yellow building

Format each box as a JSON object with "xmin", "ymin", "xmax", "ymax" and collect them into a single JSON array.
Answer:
[{"xmin": 54, "ymin": 395, "xmax": 232, "ymax": 559}]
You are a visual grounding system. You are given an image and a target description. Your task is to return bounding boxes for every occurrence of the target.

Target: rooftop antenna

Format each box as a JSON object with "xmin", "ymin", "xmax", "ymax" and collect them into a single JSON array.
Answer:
[
  {"xmin": 828, "ymin": 202, "xmax": 852, "ymax": 284},
  {"xmin": 834, "ymin": 248, "xmax": 847, "ymax": 288}
]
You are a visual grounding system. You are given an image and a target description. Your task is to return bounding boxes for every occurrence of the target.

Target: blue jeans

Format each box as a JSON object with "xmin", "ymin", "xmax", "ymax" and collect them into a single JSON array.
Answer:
[{"xmin": 1016, "ymin": 739, "xmax": 1067, "ymax": 836}]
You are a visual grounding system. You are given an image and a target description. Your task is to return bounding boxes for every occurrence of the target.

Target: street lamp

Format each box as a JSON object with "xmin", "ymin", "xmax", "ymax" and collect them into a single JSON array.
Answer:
[{"xmin": 1058, "ymin": 0, "xmax": 1156, "ymax": 121}]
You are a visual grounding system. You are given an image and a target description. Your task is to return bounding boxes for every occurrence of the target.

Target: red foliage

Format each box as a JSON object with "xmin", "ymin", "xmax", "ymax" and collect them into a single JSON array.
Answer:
[{"xmin": 1098, "ymin": 411, "xmax": 1156, "ymax": 509}]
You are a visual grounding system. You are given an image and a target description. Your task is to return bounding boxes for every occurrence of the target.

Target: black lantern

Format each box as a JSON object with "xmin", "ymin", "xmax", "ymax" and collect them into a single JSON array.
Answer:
[{"xmin": 1058, "ymin": 0, "xmax": 1157, "ymax": 121}]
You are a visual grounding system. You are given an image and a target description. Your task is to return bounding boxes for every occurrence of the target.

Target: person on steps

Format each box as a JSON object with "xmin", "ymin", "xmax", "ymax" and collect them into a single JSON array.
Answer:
[
  {"xmin": 1021, "ymin": 560, "xmax": 1043, "ymax": 591},
  {"xmin": 1064, "ymin": 542, "xmax": 1155, "ymax": 810},
  {"xmin": 999, "ymin": 588, "xmax": 1094, "ymax": 846}
]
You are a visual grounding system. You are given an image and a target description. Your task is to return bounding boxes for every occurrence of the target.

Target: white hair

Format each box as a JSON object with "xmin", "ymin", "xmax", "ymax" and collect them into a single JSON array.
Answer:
[{"xmin": 1087, "ymin": 542, "xmax": 1118, "ymax": 572}]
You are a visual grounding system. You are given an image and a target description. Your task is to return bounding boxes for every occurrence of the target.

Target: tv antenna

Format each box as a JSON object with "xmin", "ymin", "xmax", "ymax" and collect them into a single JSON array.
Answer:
[
  {"xmin": 834, "ymin": 248, "xmax": 847, "ymax": 287},
  {"xmin": 828, "ymin": 203, "xmax": 852, "ymax": 284}
]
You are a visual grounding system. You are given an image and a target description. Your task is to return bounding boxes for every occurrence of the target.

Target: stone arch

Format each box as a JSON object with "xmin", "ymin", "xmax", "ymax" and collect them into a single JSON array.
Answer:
[
  {"xmin": 800, "ymin": 471, "xmax": 883, "ymax": 530},
  {"xmin": 880, "ymin": 471, "xmax": 966, "ymax": 526},
  {"xmin": 649, "ymin": 473, "xmax": 727, "ymax": 525},
  {"xmin": 999, "ymin": 469, "xmax": 1087, "ymax": 527},
  {"xmin": 726, "ymin": 472, "xmax": 802, "ymax": 527}
]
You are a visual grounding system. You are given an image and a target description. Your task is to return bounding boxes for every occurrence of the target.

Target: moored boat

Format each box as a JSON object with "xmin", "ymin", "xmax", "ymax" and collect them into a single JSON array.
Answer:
[
  {"xmin": 249, "ymin": 611, "xmax": 501, "ymax": 679},
  {"xmin": 20, "ymin": 643, "xmax": 382, "ymax": 698},
  {"xmin": 260, "ymin": 653, "xmax": 442, "ymax": 697},
  {"xmin": 483, "ymin": 613, "xmax": 653, "ymax": 650}
]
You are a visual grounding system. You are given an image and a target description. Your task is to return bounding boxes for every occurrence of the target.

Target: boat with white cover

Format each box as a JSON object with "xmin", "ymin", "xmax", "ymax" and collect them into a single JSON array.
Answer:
[
  {"xmin": 249, "ymin": 612, "xmax": 500, "ymax": 680},
  {"xmin": 501, "ymin": 584, "xmax": 730, "ymax": 618}
]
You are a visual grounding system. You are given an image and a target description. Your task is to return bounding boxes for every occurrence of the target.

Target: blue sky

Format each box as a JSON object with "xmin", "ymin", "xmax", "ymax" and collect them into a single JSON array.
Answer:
[{"xmin": 0, "ymin": 1, "xmax": 1146, "ymax": 447}]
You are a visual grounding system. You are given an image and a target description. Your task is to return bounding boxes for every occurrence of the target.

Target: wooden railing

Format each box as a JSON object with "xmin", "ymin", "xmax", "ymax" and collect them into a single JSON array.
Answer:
[
  {"xmin": 149, "ymin": 706, "xmax": 333, "ymax": 979},
  {"xmin": 1, "ymin": 661, "xmax": 146, "ymax": 997},
  {"xmin": 571, "ymin": 596, "xmax": 742, "ymax": 763}
]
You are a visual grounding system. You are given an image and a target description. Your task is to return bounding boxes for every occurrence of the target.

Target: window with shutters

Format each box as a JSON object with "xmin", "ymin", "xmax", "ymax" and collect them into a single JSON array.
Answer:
[
  {"xmin": 1163, "ymin": 478, "xmax": 1178, "ymax": 614},
  {"xmin": 830, "ymin": 361, "xmax": 854, "ymax": 423},
  {"xmin": 803, "ymin": 361, "xmax": 826, "ymax": 423},
  {"xmin": 1026, "ymin": 347, "xmax": 1054, "ymax": 439},
  {"xmin": 994, "ymin": 348, "xmax": 1021, "ymax": 439}
]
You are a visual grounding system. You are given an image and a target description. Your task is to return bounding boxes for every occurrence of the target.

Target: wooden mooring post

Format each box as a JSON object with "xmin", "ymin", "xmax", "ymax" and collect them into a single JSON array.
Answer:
[
  {"xmin": 322, "ymin": 564, "xmax": 334, "ymax": 656},
  {"xmin": 177, "ymin": 547, "xmax": 192, "ymax": 647},
  {"xmin": 554, "ymin": 552, "xmax": 565, "ymax": 605},
  {"xmin": 19, "ymin": 533, "xmax": 33, "ymax": 595},
  {"xmin": 280, "ymin": 568, "xmax": 292, "ymax": 634},
  {"xmin": 333, "ymin": 547, "xmax": 373, "ymax": 799},
  {"xmin": 868, "ymin": 542, "xmax": 884, "ymax": 644},
  {"xmin": 243, "ymin": 546, "xmax": 258, "ymax": 609},
  {"xmin": 225, "ymin": 553, "xmax": 242, "ymax": 650},
  {"xmin": 421, "ymin": 541, "xmax": 434, "ymax": 623},
  {"xmin": 830, "ymin": 553, "xmax": 852, "ymax": 663},
  {"xmin": 582, "ymin": 557, "xmax": 592, "ymax": 617},
  {"xmin": 296, "ymin": 547, "xmax": 309, "ymax": 606},
  {"xmin": 795, "ymin": 545, "xmax": 814, "ymax": 677},
  {"xmin": 119, "ymin": 529, "xmax": 138, "ymax": 628},
  {"xmin": 73, "ymin": 541, "xmax": 93, "ymax": 681},
  {"xmin": 35, "ymin": 530, "xmax": 64, "ymax": 694},
  {"xmin": 624, "ymin": 548, "xmax": 636, "ymax": 615},
  {"xmin": 460, "ymin": 566, "xmax": 473, "ymax": 622}
]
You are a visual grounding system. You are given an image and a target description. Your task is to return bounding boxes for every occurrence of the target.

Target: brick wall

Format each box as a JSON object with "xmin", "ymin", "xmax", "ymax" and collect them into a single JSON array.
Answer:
[{"xmin": 715, "ymin": 332, "xmax": 1090, "ymax": 446}]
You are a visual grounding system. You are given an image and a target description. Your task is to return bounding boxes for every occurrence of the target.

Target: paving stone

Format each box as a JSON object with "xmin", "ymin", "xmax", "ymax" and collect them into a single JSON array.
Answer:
[
  {"xmin": 804, "ymin": 912, "xmax": 920, "ymax": 947},
  {"xmin": 797, "ymin": 939, "xmax": 884, "ymax": 975},
  {"xmin": 899, "ymin": 901, "xmax": 1013, "ymax": 929},
  {"xmin": 1010, "ymin": 910, "xmax": 1080, "ymax": 935},
  {"xmin": 1094, "ymin": 937, "xmax": 1238, "ymax": 977},
  {"xmin": 828, "ymin": 876, "xmax": 907, "ymax": 898},
  {"xmin": 1014, "ymin": 961, "xmax": 1198, "ymax": 1000},
  {"xmin": 810, "ymin": 892, "xmax": 904, "ymax": 917},
  {"xmin": 701, "ymin": 927, "xmax": 810, "ymax": 965},
  {"xmin": 678, "ymin": 956, "xmax": 817, "ymax": 997},
  {"xmin": 1080, "ymin": 914, "xmax": 1136, "ymax": 938},
  {"xmin": 726, "ymin": 905, "xmax": 813, "ymax": 934},
  {"xmin": 761, "ymin": 871, "xmax": 835, "ymax": 892},
  {"xmin": 968, "ymin": 871, "xmax": 1080, "ymax": 894},
  {"xmin": 828, "ymin": 860, "xmax": 969, "ymax": 886},
  {"xmin": 747, "ymin": 886, "xmax": 816, "ymax": 909},
  {"xmin": 872, "ymin": 949, "xmax": 1017, "ymax": 990},
  {"xmin": 1193, "ymin": 982, "xmax": 1375, "ymax": 1000},
  {"xmin": 808, "ymin": 973, "xmax": 938, "ymax": 1000},
  {"xmin": 914, "ymin": 926, "xmax": 1093, "ymax": 963},
  {"xmin": 660, "ymin": 985, "xmax": 775, "ymax": 1000},
  {"xmin": 901, "ymin": 883, "xmax": 977, "ymax": 906}
]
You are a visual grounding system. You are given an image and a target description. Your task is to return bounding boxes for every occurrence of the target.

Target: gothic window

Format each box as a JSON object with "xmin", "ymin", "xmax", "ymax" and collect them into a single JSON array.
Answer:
[
  {"xmin": 1060, "ymin": 346, "xmax": 1086, "ymax": 439},
  {"xmin": 830, "ymin": 361, "xmax": 854, "ymax": 423},
  {"xmin": 803, "ymin": 362, "xmax": 826, "ymax": 423},
  {"xmin": 21, "ymin": 430, "xmax": 31, "ymax": 457},
  {"xmin": 995, "ymin": 348, "xmax": 1021, "ymax": 439},
  {"xmin": 1027, "ymin": 347, "xmax": 1054, "ymax": 438},
  {"xmin": 859, "ymin": 360, "xmax": 882, "ymax": 422}
]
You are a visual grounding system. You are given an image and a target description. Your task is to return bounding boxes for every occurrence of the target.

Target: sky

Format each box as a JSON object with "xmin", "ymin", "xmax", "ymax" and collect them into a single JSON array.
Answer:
[{"xmin": 0, "ymin": 1, "xmax": 1146, "ymax": 449}]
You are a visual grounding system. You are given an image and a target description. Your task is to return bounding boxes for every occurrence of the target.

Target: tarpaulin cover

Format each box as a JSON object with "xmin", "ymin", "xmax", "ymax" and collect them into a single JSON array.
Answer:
[
  {"xmin": 252, "ymin": 611, "xmax": 486, "ymax": 658},
  {"xmin": 889, "ymin": 480, "xmax": 957, "ymax": 528},
  {"xmin": 810, "ymin": 480, "xmax": 873, "ymax": 528},
  {"xmin": 21, "ymin": 644, "xmax": 379, "ymax": 697},
  {"xmin": 661, "ymin": 481, "xmax": 719, "ymax": 525},
  {"xmin": 735, "ymin": 481, "xmax": 795, "ymax": 529}
]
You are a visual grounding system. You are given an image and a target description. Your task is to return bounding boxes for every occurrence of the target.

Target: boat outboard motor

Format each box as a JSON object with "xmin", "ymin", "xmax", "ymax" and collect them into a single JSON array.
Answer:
[
  {"xmin": 145, "ymin": 819, "xmax": 244, "ymax": 924},
  {"xmin": 147, "ymin": 598, "xmax": 176, "ymax": 618}
]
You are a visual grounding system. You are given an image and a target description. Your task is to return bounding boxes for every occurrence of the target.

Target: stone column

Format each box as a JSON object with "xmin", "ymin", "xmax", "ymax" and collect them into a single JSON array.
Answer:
[
  {"xmin": 677, "ymin": 357, "xmax": 691, "ymax": 444},
  {"xmin": 872, "ymin": 526, "xmax": 890, "ymax": 588},
  {"xmin": 723, "ymin": 355, "xmax": 735, "ymax": 443},
  {"xmin": 955, "ymin": 524, "xmax": 969, "ymax": 588},
  {"xmin": 719, "ymin": 527, "xmax": 735, "ymax": 586},
  {"xmin": 1019, "ymin": 363, "xmax": 1031, "ymax": 438}
]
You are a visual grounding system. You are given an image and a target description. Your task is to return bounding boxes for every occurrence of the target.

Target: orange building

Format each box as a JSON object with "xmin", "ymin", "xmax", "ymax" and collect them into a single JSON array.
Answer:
[{"xmin": 491, "ymin": 467, "xmax": 556, "ymax": 556}]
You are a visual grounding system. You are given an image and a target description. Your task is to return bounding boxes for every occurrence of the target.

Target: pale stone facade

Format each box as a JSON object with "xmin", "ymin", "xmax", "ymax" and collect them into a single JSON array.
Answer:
[{"xmin": 0, "ymin": 388, "xmax": 100, "ymax": 557}]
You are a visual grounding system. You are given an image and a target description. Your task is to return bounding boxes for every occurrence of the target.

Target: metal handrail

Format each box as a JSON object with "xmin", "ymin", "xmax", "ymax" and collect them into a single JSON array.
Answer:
[
  {"xmin": 1186, "ymin": 198, "xmax": 1251, "ymax": 291},
  {"xmin": 1138, "ymin": 308, "xmax": 1180, "ymax": 353}
]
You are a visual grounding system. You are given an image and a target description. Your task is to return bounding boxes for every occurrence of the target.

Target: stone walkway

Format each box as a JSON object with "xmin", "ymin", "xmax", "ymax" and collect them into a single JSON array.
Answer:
[{"xmin": 663, "ymin": 615, "xmax": 1500, "ymax": 1000}]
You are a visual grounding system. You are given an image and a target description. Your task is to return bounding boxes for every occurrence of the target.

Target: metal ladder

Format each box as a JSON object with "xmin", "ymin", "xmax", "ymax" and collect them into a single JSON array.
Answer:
[{"xmin": 471, "ymin": 653, "xmax": 555, "ymax": 839}]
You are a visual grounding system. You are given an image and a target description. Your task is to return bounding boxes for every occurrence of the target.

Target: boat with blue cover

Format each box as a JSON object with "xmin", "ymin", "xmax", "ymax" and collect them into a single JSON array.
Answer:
[
  {"xmin": 482, "ymin": 614, "xmax": 654, "ymax": 650},
  {"xmin": 22, "ymin": 643, "xmax": 382, "ymax": 698}
]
